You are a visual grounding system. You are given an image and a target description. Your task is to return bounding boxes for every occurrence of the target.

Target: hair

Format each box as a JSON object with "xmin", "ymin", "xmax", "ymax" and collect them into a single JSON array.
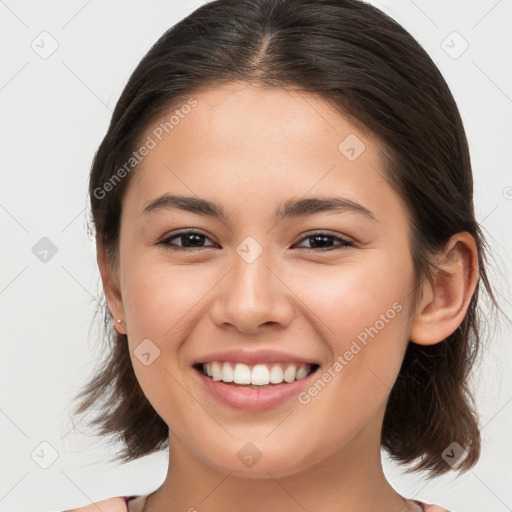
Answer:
[{"xmin": 72, "ymin": 0, "xmax": 500, "ymax": 478}]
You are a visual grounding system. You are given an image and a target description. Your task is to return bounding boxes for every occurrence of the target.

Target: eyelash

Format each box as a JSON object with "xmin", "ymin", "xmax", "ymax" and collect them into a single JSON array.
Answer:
[{"xmin": 158, "ymin": 230, "xmax": 354, "ymax": 252}]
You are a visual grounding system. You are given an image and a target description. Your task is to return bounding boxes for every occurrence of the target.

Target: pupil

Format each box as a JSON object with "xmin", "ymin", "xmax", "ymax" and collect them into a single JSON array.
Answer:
[
  {"xmin": 311, "ymin": 235, "xmax": 331, "ymax": 248},
  {"xmin": 183, "ymin": 233, "xmax": 203, "ymax": 247}
]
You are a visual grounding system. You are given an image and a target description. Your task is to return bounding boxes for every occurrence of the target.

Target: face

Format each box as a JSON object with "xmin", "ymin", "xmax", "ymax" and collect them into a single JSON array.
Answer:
[{"xmin": 111, "ymin": 82, "xmax": 417, "ymax": 478}]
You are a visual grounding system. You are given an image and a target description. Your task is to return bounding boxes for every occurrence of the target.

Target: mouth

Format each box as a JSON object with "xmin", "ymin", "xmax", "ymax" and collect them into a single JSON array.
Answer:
[{"xmin": 192, "ymin": 361, "xmax": 320, "ymax": 389}]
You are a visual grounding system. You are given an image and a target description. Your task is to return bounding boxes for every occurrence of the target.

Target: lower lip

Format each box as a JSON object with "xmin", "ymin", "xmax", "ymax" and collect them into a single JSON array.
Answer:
[{"xmin": 193, "ymin": 366, "xmax": 318, "ymax": 412}]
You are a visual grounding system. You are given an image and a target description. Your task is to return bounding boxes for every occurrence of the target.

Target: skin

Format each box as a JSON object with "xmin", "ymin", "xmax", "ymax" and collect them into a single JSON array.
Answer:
[{"xmin": 98, "ymin": 81, "xmax": 478, "ymax": 512}]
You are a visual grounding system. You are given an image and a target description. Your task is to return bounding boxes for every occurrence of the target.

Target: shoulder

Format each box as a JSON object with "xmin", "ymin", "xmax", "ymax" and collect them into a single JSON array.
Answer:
[{"xmin": 64, "ymin": 496, "xmax": 132, "ymax": 512}]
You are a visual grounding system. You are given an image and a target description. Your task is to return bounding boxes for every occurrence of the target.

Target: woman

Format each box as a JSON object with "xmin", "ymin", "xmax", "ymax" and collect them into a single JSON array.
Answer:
[{"xmin": 66, "ymin": 0, "xmax": 498, "ymax": 510}]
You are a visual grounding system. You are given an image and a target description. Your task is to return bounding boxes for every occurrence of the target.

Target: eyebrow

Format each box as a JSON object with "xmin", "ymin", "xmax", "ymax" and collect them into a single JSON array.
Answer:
[{"xmin": 141, "ymin": 194, "xmax": 376, "ymax": 221}]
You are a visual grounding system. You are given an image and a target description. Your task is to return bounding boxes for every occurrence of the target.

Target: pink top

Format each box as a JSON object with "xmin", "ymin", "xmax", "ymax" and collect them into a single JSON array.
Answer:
[{"xmin": 64, "ymin": 495, "xmax": 451, "ymax": 511}]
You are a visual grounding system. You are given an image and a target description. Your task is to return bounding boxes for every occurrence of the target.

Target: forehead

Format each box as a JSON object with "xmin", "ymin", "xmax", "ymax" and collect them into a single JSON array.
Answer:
[
  {"xmin": 121, "ymin": 81, "xmax": 404, "ymax": 227},
  {"xmin": 162, "ymin": 81, "xmax": 373, "ymax": 156}
]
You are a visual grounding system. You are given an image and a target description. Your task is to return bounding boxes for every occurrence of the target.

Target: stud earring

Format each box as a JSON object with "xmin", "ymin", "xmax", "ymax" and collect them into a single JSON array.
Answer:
[{"xmin": 116, "ymin": 319, "xmax": 123, "ymax": 324}]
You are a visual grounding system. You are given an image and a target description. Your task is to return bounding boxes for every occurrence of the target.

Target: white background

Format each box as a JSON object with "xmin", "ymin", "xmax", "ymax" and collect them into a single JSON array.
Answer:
[{"xmin": 0, "ymin": 1, "xmax": 511, "ymax": 511}]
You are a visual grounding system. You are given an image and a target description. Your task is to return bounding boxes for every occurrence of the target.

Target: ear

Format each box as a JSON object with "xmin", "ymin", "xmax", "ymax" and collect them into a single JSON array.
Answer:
[
  {"xmin": 409, "ymin": 232, "xmax": 478, "ymax": 345},
  {"xmin": 96, "ymin": 236, "xmax": 127, "ymax": 335}
]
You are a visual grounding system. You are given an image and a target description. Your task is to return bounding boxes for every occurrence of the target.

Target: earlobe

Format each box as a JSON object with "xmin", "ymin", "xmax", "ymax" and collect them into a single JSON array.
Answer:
[
  {"xmin": 96, "ymin": 238, "xmax": 126, "ymax": 335},
  {"xmin": 409, "ymin": 232, "xmax": 478, "ymax": 346}
]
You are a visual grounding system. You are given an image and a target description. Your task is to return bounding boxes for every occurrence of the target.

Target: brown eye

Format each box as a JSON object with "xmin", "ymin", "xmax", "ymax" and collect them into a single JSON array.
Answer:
[
  {"xmin": 159, "ymin": 230, "xmax": 216, "ymax": 250},
  {"xmin": 294, "ymin": 232, "xmax": 354, "ymax": 251},
  {"xmin": 157, "ymin": 230, "xmax": 353, "ymax": 252}
]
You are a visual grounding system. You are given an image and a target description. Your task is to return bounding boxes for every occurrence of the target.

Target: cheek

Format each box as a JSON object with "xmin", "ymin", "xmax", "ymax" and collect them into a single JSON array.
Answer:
[
  {"xmin": 120, "ymin": 258, "xmax": 213, "ymax": 339},
  {"xmin": 290, "ymin": 250, "xmax": 413, "ymax": 343},
  {"xmin": 119, "ymin": 262, "xmax": 205, "ymax": 421},
  {"xmin": 290, "ymin": 254, "xmax": 412, "ymax": 413}
]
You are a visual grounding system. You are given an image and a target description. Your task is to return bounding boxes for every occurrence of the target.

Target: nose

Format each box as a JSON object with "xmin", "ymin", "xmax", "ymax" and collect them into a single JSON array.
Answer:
[{"xmin": 210, "ymin": 246, "xmax": 295, "ymax": 335}]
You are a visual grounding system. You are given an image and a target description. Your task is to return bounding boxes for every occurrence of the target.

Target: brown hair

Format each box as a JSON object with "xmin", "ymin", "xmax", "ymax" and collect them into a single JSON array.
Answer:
[{"xmin": 73, "ymin": 0, "xmax": 499, "ymax": 477}]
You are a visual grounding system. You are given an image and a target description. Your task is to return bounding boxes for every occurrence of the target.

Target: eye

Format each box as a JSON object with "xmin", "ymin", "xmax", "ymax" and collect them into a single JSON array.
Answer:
[
  {"xmin": 157, "ymin": 230, "xmax": 354, "ymax": 251},
  {"xmin": 158, "ymin": 230, "xmax": 217, "ymax": 250},
  {"xmin": 293, "ymin": 231, "xmax": 354, "ymax": 251}
]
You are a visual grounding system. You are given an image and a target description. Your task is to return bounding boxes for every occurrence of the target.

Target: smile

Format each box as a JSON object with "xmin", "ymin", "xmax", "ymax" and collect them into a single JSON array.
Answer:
[
  {"xmin": 198, "ymin": 361, "xmax": 319, "ymax": 386},
  {"xmin": 193, "ymin": 361, "xmax": 321, "ymax": 411}
]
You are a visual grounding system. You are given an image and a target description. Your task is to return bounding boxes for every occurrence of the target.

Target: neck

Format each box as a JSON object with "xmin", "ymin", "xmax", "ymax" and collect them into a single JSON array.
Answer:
[{"xmin": 147, "ymin": 414, "xmax": 412, "ymax": 512}]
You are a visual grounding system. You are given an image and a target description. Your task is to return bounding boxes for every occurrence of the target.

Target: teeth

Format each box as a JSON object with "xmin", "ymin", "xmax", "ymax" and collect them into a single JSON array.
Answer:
[
  {"xmin": 251, "ymin": 364, "xmax": 270, "ymax": 385},
  {"xmin": 283, "ymin": 364, "xmax": 296, "ymax": 383},
  {"xmin": 221, "ymin": 362, "xmax": 234, "ymax": 382},
  {"xmin": 296, "ymin": 365, "xmax": 308, "ymax": 380},
  {"xmin": 201, "ymin": 361, "xmax": 314, "ymax": 385},
  {"xmin": 269, "ymin": 365, "xmax": 284, "ymax": 383},
  {"xmin": 211, "ymin": 362, "xmax": 222, "ymax": 381},
  {"xmin": 233, "ymin": 363, "xmax": 252, "ymax": 384}
]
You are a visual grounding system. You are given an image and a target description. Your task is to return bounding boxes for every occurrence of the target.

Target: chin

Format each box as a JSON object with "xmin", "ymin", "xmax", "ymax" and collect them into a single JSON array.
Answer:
[{"xmin": 198, "ymin": 439, "xmax": 320, "ymax": 480}]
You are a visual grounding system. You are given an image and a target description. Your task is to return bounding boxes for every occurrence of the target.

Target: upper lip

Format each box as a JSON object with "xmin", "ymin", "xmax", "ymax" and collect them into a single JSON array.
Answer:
[{"xmin": 193, "ymin": 348, "xmax": 320, "ymax": 366}]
